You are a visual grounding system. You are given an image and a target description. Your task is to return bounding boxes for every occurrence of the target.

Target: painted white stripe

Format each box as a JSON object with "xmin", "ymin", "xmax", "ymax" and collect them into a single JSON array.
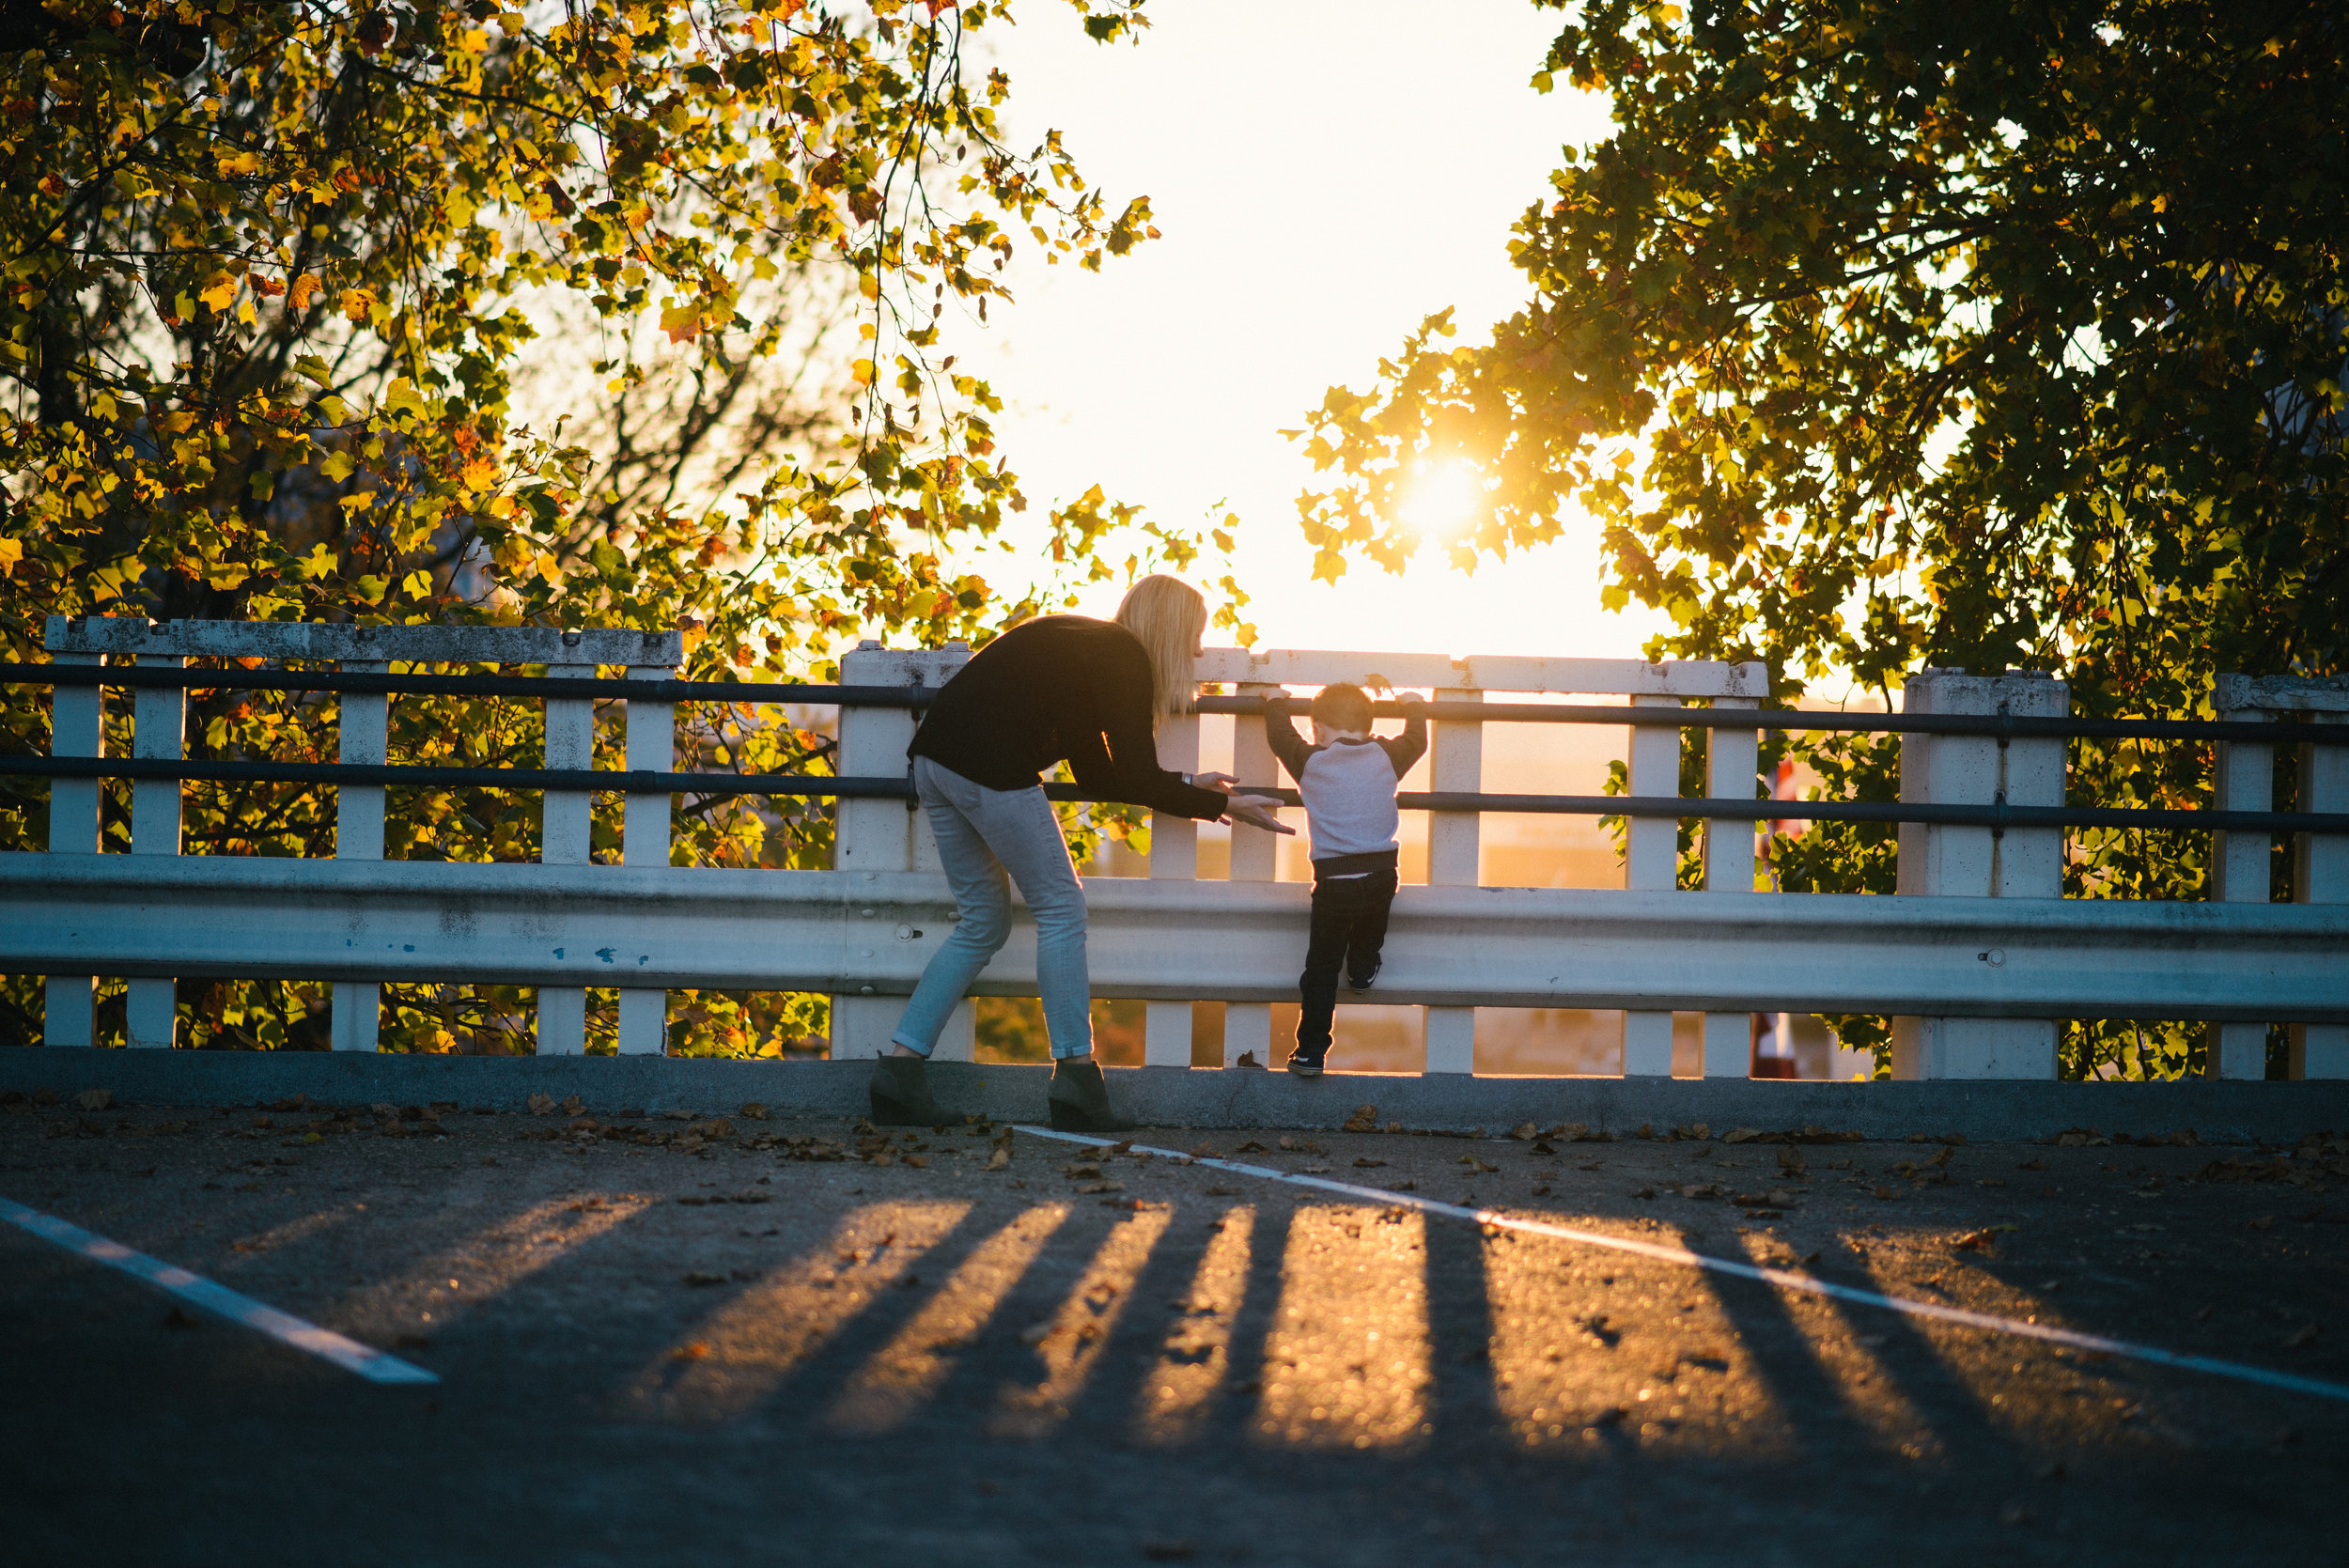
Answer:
[
  {"xmin": 1016, "ymin": 1126, "xmax": 2349, "ymax": 1406},
  {"xmin": 0, "ymin": 1196, "xmax": 437, "ymax": 1386}
]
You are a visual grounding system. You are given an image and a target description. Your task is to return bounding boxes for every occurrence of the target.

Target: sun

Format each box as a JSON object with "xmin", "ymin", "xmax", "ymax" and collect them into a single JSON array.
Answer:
[{"xmin": 1396, "ymin": 461, "xmax": 1485, "ymax": 540}]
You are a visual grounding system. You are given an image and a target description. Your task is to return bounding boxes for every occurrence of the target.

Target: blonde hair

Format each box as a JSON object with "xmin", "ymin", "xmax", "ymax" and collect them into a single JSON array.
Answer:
[{"xmin": 1113, "ymin": 574, "xmax": 1207, "ymax": 719}]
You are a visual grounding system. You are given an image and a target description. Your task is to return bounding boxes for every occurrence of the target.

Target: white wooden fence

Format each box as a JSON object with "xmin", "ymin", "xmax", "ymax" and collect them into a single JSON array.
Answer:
[{"xmin": 9, "ymin": 616, "xmax": 2347, "ymax": 1081}]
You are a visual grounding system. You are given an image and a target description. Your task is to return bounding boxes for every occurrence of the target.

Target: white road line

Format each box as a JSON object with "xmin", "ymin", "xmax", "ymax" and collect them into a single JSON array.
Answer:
[
  {"xmin": 1016, "ymin": 1125, "xmax": 2349, "ymax": 1405},
  {"xmin": 0, "ymin": 1196, "xmax": 438, "ymax": 1386}
]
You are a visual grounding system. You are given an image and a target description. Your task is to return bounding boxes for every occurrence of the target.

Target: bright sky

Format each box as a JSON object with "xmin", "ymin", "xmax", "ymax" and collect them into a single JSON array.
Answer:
[{"xmin": 944, "ymin": 0, "xmax": 1676, "ymax": 661}]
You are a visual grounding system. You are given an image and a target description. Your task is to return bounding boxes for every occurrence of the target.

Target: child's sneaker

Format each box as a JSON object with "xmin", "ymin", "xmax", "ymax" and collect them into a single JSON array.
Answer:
[
  {"xmin": 1346, "ymin": 958, "xmax": 1381, "ymax": 992},
  {"xmin": 1285, "ymin": 1048, "xmax": 1326, "ymax": 1079}
]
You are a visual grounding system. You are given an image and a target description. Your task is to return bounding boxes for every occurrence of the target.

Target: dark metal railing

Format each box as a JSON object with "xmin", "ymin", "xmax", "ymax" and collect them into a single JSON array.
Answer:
[{"xmin": 3, "ymin": 661, "xmax": 2341, "ymax": 834}]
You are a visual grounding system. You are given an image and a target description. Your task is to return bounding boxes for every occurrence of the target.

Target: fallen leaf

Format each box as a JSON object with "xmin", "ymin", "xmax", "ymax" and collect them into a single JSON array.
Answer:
[
  {"xmin": 1342, "ymin": 1105, "xmax": 1378, "ymax": 1133},
  {"xmin": 985, "ymin": 1147, "xmax": 1011, "ymax": 1171},
  {"xmin": 1722, "ymin": 1127, "xmax": 1761, "ymax": 1144},
  {"xmin": 681, "ymin": 1271, "xmax": 727, "ymax": 1287},
  {"xmin": 673, "ymin": 1342, "xmax": 711, "ymax": 1361},
  {"xmin": 73, "ymin": 1088, "xmax": 113, "ymax": 1112},
  {"xmin": 2248, "ymin": 1215, "xmax": 2275, "ymax": 1231},
  {"xmin": 2285, "ymin": 1323, "xmax": 2322, "ymax": 1349},
  {"xmin": 739, "ymin": 1102, "xmax": 769, "ymax": 1120},
  {"xmin": 526, "ymin": 1094, "xmax": 556, "ymax": 1116},
  {"xmin": 1353, "ymin": 1157, "xmax": 1387, "ymax": 1169},
  {"xmin": 1510, "ymin": 1123, "xmax": 1538, "ymax": 1141},
  {"xmin": 1074, "ymin": 1181, "xmax": 1126, "ymax": 1194}
]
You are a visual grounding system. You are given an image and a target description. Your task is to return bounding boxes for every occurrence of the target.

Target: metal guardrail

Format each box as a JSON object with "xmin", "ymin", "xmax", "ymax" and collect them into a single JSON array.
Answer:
[{"xmin": 11, "ymin": 854, "xmax": 2346, "ymax": 1021}]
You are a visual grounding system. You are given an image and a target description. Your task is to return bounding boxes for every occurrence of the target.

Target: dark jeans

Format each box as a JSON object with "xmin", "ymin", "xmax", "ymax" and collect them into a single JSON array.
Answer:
[{"xmin": 1294, "ymin": 869, "xmax": 1399, "ymax": 1059}]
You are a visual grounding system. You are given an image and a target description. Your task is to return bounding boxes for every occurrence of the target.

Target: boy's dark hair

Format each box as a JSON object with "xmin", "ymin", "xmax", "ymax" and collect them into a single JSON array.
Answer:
[{"xmin": 1310, "ymin": 683, "xmax": 1375, "ymax": 732}]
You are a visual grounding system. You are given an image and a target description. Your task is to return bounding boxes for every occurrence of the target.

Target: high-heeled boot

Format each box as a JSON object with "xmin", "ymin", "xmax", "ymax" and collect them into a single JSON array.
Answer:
[
  {"xmin": 869, "ymin": 1053, "xmax": 944, "ymax": 1126},
  {"xmin": 1047, "ymin": 1057, "xmax": 1133, "ymax": 1133}
]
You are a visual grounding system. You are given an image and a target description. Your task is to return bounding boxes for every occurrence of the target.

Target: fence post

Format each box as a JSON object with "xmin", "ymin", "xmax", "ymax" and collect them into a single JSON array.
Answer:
[
  {"xmin": 900, "ymin": 644, "xmax": 975, "ymax": 1061},
  {"xmin": 1423, "ymin": 685, "xmax": 1482, "ymax": 1075},
  {"xmin": 1622, "ymin": 693, "xmax": 1681, "ymax": 1076},
  {"xmin": 2291, "ymin": 707, "xmax": 2348, "ymax": 1078},
  {"xmin": 536, "ymin": 656, "xmax": 595, "ymax": 1055},
  {"xmin": 1701, "ymin": 688, "xmax": 1761, "ymax": 1077},
  {"xmin": 615, "ymin": 661, "xmax": 675, "ymax": 1055},
  {"xmin": 124, "ymin": 648, "xmax": 185, "ymax": 1048},
  {"xmin": 42, "ymin": 649, "xmax": 102, "ymax": 1047},
  {"xmin": 1144, "ymin": 711, "xmax": 1203, "ymax": 1067},
  {"xmin": 330, "ymin": 660, "xmax": 388, "ymax": 1051},
  {"xmin": 1222, "ymin": 683, "xmax": 1280, "ymax": 1067},
  {"xmin": 1890, "ymin": 669, "xmax": 2066, "ymax": 1079},
  {"xmin": 831, "ymin": 643, "xmax": 920, "ymax": 1061},
  {"xmin": 2205, "ymin": 691, "xmax": 2276, "ymax": 1079}
]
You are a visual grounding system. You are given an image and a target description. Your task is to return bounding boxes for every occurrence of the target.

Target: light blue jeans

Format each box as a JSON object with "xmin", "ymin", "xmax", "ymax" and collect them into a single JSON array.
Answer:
[{"xmin": 890, "ymin": 755, "xmax": 1095, "ymax": 1060}]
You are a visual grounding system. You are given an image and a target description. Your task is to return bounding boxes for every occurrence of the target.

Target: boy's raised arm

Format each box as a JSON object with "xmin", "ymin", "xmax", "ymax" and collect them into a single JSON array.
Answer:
[
  {"xmin": 1379, "ymin": 691, "xmax": 1429, "ymax": 775},
  {"xmin": 1263, "ymin": 691, "xmax": 1314, "ymax": 784}
]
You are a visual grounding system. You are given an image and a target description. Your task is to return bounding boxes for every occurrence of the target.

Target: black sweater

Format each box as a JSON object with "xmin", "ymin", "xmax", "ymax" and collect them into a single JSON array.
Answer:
[{"xmin": 907, "ymin": 615, "xmax": 1230, "ymax": 820}]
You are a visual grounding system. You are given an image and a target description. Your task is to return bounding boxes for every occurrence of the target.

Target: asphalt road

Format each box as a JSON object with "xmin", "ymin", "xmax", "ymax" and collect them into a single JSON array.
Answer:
[{"xmin": 3, "ymin": 1090, "xmax": 2346, "ymax": 1567}]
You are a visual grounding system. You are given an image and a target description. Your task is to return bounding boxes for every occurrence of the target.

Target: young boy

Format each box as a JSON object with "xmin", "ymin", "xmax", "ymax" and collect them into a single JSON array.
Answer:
[{"xmin": 1266, "ymin": 683, "xmax": 1426, "ymax": 1077}]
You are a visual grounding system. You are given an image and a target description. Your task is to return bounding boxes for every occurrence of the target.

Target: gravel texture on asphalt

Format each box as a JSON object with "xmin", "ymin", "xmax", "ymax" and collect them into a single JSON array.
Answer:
[{"xmin": 3, "ymin": 1089, "xmax": 2345, "ymax": 1567}]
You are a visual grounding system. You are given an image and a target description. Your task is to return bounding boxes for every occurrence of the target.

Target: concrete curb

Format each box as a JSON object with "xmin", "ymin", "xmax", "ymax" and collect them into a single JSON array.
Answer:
[{"xmin": 5, "ymin": 1049, "xmax": 2347, "ymax": 1143}]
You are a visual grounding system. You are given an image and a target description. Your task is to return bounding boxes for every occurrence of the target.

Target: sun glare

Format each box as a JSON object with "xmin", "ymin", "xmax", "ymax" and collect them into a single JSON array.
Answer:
[{"xmin": 1397, "ymin": 461, "xmax": 1486, "ymax": 540}]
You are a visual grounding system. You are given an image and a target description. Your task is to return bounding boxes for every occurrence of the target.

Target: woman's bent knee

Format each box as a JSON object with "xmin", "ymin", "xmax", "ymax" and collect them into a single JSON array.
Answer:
[{"xmin": 1028, "ymin": 899, "xmax": 1087, "ymax": 942}]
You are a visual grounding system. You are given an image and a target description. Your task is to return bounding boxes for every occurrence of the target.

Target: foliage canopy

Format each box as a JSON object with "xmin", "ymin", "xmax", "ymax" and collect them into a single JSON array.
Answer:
[
  {"xmin": 1299, "ymin": 0, "xmax": 2345, "ymax": 1077},
  {"xmin": 0, "ymin": 0, "xmax": 1234, "ymax": 1051}
]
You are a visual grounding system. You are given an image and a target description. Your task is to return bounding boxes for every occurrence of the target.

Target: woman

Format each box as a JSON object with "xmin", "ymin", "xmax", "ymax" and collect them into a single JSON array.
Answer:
[{"xmin": 871, "ymin": 575, "xmax": 1291, "ymax": 1131}]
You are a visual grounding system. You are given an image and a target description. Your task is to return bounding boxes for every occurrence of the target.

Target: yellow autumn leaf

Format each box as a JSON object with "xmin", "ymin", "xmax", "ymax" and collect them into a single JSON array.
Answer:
[
  {"xmin": 535, "ymin": 551, "xmax": 560, "ymax": 584},
  {"xmin": 851, "ymin": 357, "xmax": 875, "ymax": 387},
  {"xmin": 659, "ymin": 302, "xmax": 702, "ymax": 344},
  {"xmin": 382, "ymin": 378, "xmax": 428, "ymax": 420},
  {"xmin": 0, "ymin": 537, "xmax": 22, "ymax": 572},
  {"xmin": 340, "ymin": 287, "xmax": 378, "ymax": 321},
  {"xmin": 461, "ymin": 457, "xmax": 498, "ymax": 490},
  {"xmin": 197, "ymin": 273, "xmax": 237, "ymax": 312},
  {"xmin": 288, "ymin": 274, "xmax": 323, "ymax": 312}
]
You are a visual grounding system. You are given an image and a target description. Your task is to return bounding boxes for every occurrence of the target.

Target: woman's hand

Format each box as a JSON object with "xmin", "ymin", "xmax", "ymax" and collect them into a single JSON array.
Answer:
[
  {"xmin": 1191, "ymin": 770, "xmax": 1237, "ymax": 793},
  {"xmin": 1222, "ymin": 795, "xmax": 1296, "ymax": 835}
]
